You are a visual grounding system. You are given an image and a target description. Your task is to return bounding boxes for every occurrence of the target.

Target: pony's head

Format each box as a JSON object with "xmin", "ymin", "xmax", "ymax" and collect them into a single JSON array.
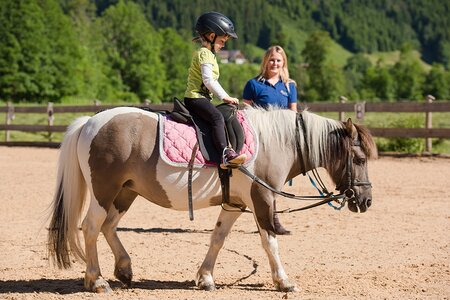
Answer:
[{"xmin": 329, "ymin": 118, "xmax": 377, "ymax": 213}]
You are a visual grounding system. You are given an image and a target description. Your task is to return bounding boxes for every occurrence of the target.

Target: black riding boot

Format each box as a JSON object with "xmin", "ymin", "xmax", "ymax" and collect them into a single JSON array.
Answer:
[{"xmin": 273, "ymin": 201, "xmax": 291, "ymax": 235}]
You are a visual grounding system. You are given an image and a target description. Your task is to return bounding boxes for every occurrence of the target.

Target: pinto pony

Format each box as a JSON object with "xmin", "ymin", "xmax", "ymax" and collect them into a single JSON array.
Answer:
[{"xmin": 47, "ymin": 107, "xmax": 377, "ymax": 293}]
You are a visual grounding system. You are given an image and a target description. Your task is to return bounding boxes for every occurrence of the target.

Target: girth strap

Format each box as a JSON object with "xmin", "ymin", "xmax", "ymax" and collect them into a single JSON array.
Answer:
[
  {"xmin": 218, "ymin": 168, "xmax": 232, "ymax": 205},
  {"xmin": 187, "ymin": 142, "xmax": 199, "ymax": 220}
]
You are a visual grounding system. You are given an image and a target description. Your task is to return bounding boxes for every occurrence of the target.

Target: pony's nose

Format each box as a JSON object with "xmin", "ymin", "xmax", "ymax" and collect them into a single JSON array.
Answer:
[{"xmin": 365, "ymin": 198, "xmax": 372, "ymax": 208}]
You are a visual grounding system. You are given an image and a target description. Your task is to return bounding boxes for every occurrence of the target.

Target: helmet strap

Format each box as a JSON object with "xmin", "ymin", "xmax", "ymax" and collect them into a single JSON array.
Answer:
[
  {"xmin": 211, "ymin": 34, "xmax": 218, "ymax": 54},
  {"xmin": 203, "ymin": 33, "xmax": 217, "ymax": 54}
]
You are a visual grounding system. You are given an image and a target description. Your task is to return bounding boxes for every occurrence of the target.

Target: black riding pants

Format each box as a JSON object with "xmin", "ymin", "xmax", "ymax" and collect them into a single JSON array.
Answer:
[{"xmin": 184, "ymin": 97, "xmax": 227, "ymax": 153}]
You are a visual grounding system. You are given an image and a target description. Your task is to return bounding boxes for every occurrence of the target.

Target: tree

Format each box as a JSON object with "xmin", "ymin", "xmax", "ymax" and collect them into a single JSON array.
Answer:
[
  {"xmin": 423, "ymin": 64, "xmax": 450, "ymax": 100},
  {"xmin": 0, "ymin": 1, "xmax": 46, "ymax": 101},
  {"xmin": 362, "ymin": 61, "xmax": 394, "ymax": 101},
  {"xmin": 219, "ymin": 63, "xmax": 259, "ymax": 99},
  {"xmin": 97, "ymin": 0, "xmax": 165, "ymax": 102},
  {"xmin": 40, "ymin": 0, "xmax": 82, "ymax": 101},
  {"xmin": 0, "ymin": 0, "xmax": 76, "ymax": 102},
  {"xmin": 301, "ymin": 31, "xmax": 344, "ymax": 101},
  {"xmin": 343, "ymin": 54, "xmax": 372, "ymax": 99},
  {"xmin": 391, "ymin": 46, "xmax": 425, "ymax": 100},
  {"xmin": 159, "ymin": 28, "xmax": 193, "ymax": 101},
  {"xmin": 64, "ymin": 0, "xmax": 114, "ymax": 101}
]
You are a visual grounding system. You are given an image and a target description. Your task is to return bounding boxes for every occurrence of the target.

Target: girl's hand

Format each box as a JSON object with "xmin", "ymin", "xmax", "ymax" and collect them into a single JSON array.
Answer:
[{"xmin": 223, "ymin": 96, "xmax": 239, "ymax": 105}]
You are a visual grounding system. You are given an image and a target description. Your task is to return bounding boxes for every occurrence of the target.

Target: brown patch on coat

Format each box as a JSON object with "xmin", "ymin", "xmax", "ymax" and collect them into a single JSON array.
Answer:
[
  {"xmin": 88, "ymin": 112, "xmax": 171, "ymax": 212},
  {"xmin": 250, "ymin": 183, "xmax": 275, "ymax": 234}
]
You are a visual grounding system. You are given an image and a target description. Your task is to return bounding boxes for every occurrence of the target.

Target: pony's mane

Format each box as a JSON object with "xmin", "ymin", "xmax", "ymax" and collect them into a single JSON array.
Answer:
[
  {"xmin": 299, "ymin": 110, "xmax": 344, "ymax": 166},
  {"xmin": 244, "ymin": 106, "xmax": 377, "ymax": 166},
  {"xmin": 243, "ymin": 106, "xmax": 297, "ymax": 152},
  {"xmin": 244, "ymin": 106, "xmax": 344, "ymax": 166},
  {"xmin": 354, "ymin": 123, "xmax": 378, "ymax": 159}
]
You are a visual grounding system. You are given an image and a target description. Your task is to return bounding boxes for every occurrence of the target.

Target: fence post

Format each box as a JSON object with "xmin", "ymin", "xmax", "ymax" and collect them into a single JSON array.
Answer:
[
  {"xmin": 425, "ymin": 95, "xmax": 434, "ymax": 153},
  {"xmin": 5, "ymin": 102, "xmax": 15, "ymax": 142},
  {"xmin": 339, "ymin": 96, "xmax": 347, "ymax": 121},
  {"xmin": 355, "ymin": 101, "xmax": 366, "ymax": 123},
  {"xmin": 47, "ymin": 102, "xmax": 54, "ymax": 142}
]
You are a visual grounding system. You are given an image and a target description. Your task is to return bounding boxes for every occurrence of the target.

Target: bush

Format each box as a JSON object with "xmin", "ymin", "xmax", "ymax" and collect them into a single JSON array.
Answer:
[{"xmin": 376, "ymin": 116, "xmax": 424, "ymax": 153}]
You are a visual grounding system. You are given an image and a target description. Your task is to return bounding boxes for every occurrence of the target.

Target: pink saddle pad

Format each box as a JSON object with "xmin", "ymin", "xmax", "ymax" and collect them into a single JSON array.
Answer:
[{"xmin": 159, "ymin": 110, "xmax": 257, "ymax": 168}]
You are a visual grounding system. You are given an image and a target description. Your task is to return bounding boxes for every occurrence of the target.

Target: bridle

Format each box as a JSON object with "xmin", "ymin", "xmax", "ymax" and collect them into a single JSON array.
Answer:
[
  {"xmin": 225, "ymin": 113, "xmax": 372, "ymax": 213},
  {"xmin": 335, "ymin": 139, "xmax": 372, "ymax": 202}
]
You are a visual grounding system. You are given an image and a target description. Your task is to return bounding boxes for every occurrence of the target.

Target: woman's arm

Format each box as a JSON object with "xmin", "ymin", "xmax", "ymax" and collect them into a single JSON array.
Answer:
[
  {"xmin": 288, "ymin": 102, "xmax": 297, "ymax": 112},
  {"xmin": 243, "ymin": 99, "xmax": 253, "ymax": 106},
  {"xmin": 242, "ymin": 80, "xmax": 256, "ymax": 106},
  {"xmin": 288, "ymin": 82, "xmax": 298, "ymax": 111}
]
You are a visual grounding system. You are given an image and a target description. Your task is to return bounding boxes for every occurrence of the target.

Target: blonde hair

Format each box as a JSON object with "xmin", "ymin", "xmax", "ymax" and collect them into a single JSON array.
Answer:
[{"xmin": 258, "ymin": 45, "xmax": 296, "ymax": 91}]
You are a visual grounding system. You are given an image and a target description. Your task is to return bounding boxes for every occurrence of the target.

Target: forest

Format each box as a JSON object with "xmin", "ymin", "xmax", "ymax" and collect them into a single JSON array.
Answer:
[{"xmin": 0, "ymin": 0, "xmax": 449, "ymax": 103}]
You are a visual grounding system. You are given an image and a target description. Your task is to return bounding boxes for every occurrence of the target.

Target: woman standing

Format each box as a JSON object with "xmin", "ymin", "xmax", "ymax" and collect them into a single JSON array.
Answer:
[{"xmin": 243, "ymin": 45, "xmax": 298, "ymax": 235}]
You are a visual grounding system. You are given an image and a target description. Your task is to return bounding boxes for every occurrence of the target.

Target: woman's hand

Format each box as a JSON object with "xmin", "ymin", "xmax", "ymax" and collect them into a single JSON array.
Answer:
[{"xmin": 223, "ymin": 96, "xmax": 239, "ymax": 105}]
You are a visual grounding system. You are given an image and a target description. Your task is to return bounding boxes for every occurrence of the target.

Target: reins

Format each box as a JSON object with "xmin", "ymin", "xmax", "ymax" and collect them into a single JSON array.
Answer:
[
  {"xmin": 224, "ymin": 166, "xmax": 348, "ymax": 214},
  {"xmin": 221, "ymin": 112, "xmax": 350, "ymax": 214}
]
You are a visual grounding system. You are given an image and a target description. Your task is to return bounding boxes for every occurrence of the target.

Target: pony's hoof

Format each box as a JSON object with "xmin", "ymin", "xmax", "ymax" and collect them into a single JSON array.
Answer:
[
  {"xmin": 275, "ymin": 279, "xmax": 299, "ymax": 293},
  {"xmin": 198, "ymin": 282, "xmax": 216, "ymax": 291},
  {"xmin": 93, "ymin": 278, "xmax": 112, "ymax": 293},
  {"xmin": 114, "ymin": 266, "xmax": 133, "ymax": 288},
  {"xmin": 196, "ymin": 273, "xmax": 216, "ymax": 291}
]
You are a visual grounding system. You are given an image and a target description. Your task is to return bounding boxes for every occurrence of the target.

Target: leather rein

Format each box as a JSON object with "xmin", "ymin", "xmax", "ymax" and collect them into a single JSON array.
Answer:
[{"xmin": 223, "ymin": 113, "xmax": 372, "ymax": 214}]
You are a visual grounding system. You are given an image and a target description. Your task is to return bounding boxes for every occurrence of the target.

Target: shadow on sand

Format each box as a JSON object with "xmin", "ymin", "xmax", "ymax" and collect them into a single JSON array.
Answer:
[
  {"xmin": 0, "ymin": 278, "xmax": 197, "ymax": 294},
  {"xmin": 0, "ymin": 279, "xmax": 272, "ymax": 294}
]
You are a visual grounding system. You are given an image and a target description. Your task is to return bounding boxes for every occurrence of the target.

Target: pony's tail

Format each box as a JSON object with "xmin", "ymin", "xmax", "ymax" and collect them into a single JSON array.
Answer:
[{"xmin": 47, "ymin": 116, "xmax": 90, "ymax": 269}]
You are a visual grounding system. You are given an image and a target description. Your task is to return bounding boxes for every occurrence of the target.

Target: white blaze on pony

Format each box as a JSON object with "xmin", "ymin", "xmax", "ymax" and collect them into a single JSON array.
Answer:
[{"xmin": 47, "ymin": 106, "xmax": 377, "ymax": 293}]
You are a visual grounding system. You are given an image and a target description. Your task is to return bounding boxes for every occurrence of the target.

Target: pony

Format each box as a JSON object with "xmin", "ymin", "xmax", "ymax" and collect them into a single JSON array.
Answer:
[{"xmin": 47, "ymin": 106, "xmax": 377, "ymax": 293}]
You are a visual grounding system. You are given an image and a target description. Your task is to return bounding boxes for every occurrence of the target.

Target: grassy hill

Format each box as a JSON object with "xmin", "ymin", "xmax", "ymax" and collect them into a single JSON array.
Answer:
[{"xmin": 365, "ymin": 50, "xmax": 431, "ymax": 71}]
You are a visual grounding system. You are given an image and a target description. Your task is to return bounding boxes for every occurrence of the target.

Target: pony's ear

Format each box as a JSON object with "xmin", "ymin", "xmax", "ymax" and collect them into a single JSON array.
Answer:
[{"xmin": 346, "ymin": 118, "xmax": 357, "ymax": 139}]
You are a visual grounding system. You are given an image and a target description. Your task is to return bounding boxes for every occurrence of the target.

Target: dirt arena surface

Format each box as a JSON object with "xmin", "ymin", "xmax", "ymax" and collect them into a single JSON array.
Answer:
[{"xmin": 0, "ymin": 146, "xmax": 449, "ymax": 299}]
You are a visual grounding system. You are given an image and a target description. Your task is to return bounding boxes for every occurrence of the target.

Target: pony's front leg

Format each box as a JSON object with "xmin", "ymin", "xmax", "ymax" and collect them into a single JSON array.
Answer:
[
  {"xmin": 251, "ymin": 184, "xmax": 299, "ymax": 292},
  {"xmin": 257, "ymin": 228, "xmax": 299, "ymax": 292},
  {"xmin": 82, "ymin": 196, "xmax": 111, "ymax": 292},
  {"xmin": 196, "ymin": 209, "xmax": 241, "ymax": 291}
]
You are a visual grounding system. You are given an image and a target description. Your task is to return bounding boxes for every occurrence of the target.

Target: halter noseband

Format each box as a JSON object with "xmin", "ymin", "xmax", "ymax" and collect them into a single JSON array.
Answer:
[{"xmin": 334, "ymin": 135, "xmax": 373, "ymax": 206}]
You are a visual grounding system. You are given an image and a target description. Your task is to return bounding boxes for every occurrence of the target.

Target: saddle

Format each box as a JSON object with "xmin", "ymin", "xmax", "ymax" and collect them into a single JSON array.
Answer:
[
  {"xmin": 168, "ymin": 97, "xmax": 245, "ymax": 163},
  {"xmin": 164, "ymin": 98, "xmax": 250, "ymax": 220}
]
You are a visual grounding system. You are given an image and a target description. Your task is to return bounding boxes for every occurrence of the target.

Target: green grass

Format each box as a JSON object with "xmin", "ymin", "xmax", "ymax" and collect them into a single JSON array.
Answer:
[
  {"xmin": 327, "ymin": 42, "xmax": 353, "ymax": 68},
  {"xmin": 365, "ymin": 50, "xmax": 431, "ymax": 71},
  {"xmin": 0, "ymin": 110, "xmax": 92, "ymax": 143}
]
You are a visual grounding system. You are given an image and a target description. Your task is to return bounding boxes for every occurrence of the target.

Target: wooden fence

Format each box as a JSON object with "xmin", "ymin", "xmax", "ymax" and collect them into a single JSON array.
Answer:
[{"xmin": 1, "ymin": 96, "xmax": 450, "ymax": 152}]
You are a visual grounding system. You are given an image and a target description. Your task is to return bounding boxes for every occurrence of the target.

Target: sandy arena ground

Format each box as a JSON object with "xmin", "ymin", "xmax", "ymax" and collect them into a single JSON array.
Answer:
[{"xmin": 0, "ymin": 146, "xmax": 449, "ymax": 299}]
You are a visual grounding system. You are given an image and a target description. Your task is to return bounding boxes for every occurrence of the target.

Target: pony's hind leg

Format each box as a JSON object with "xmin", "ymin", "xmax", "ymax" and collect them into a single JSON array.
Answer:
[
  {"xmin": 82, "ymin": 193, "xmax": 110, "ymax": 292},
  {"xmin": 101, "ymin": 188, "xmax": 138, "ymax": 288},
  {"xmin": 196, "ymin": 209, "xmax": 242, "ymax": 291}
]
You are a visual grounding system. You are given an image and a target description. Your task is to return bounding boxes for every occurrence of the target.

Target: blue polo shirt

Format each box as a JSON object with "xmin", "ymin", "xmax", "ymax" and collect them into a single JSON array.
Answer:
[{"xmin": 243, "ymin": 77, "xmax": 297, "ymax": 109}]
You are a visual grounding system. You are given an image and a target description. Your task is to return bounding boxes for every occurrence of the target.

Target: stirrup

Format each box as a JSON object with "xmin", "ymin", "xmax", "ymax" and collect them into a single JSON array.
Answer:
[
  {"xmin": 220, "ymin": 147, "xmax": 245, "ymax": 169},
  {"xmin": 220, "ymin": 161, "xmax": 241, "ymax": 169}
]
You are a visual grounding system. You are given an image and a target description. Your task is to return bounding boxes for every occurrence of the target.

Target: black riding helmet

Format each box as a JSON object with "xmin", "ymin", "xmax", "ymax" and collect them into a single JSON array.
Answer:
[{"xmin": 195, "ymin": 11, "xmax": 238, "ymax": 39}]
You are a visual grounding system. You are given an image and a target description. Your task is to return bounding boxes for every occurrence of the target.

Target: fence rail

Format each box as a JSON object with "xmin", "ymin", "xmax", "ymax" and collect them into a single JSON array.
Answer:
[{"xmin": 2, "ymin": 97, "xmax": 450, "ymax": 151}]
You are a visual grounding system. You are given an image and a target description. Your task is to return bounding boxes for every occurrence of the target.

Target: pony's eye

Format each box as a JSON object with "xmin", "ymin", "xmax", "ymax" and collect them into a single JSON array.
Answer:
[{"xmin": 354, "ymin": 157, "xmax": 366, "ymax": 165}]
